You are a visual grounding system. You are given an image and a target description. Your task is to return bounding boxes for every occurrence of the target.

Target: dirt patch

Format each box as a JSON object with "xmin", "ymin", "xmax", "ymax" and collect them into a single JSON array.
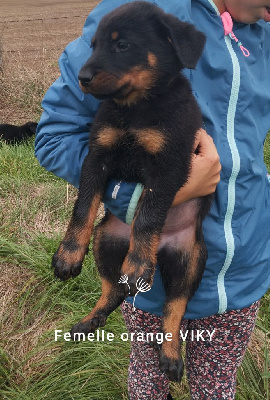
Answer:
[
  {"xmin": 0, "ymin": 0, "xmax": 100, "ymax": 62},
  {"xmin": 0, "ymin": 0, "xmax": 99, "ymax": 124}
]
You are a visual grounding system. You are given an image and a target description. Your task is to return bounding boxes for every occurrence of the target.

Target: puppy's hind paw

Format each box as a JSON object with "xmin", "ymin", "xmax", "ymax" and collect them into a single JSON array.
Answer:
[
  {"xmin": 159, "ymin": 353, "xmax": 184, "ymax": 382},
  {"xmin": 70, "ymin": 313, "xmax": 107, "ymax": 340}
]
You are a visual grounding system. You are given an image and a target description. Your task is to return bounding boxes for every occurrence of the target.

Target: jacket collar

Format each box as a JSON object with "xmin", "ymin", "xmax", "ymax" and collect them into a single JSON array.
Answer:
[{"xmin": 195, "ymin": 0, "xmax": 220, "ymax": 16}]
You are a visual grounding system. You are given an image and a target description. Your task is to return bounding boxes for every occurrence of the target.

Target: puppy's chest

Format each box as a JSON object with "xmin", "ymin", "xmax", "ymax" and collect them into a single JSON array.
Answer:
[
  {"xmin": 89, "ymin": 95, "xmax": 196, "ymax": 182},
  {"xmin": 91, "ymin": 101, "xmax": 174, "ymax": 157},
  {"xmin": 93, "ymin": 124, "xmax": 166, "ymax": 156},
  {"xmin": 91, "ymin": 117, "xmax": 171, "ymax": 183}
]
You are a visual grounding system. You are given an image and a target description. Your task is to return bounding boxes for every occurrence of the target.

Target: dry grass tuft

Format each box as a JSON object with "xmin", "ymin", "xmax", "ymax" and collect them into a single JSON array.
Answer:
[
  {"xmin": 0, "ymin": 263, "xmax": 63, "ymax": 383},
  {"xmin": 0, "ymin": 51, "xmax": 59, "ymax": 124},
  {"xmin": 248, "ymin": 327, "xmax": 269, "ymax": 370}
]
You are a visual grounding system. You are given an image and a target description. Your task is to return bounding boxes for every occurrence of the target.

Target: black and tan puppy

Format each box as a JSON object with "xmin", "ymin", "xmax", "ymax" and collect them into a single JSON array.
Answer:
[
  {"xmin": 52, "ymin": 1, "xmax": 211, "ymax": 381},
  {"xmin": 0, "ymin": 121, "xmax": 37, "ymax": 144}
]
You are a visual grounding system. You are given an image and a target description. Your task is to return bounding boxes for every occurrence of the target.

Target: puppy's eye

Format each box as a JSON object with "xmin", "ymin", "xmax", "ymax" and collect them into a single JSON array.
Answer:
[{"xmin": 116, "ymin": 42, "xmax": 130, "ymax": 52}]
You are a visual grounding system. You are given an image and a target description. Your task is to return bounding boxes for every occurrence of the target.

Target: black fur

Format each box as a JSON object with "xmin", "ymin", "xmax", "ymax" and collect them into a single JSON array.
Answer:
[
  {"xmin": 52, "ymin": 1, "xmax": 211, "ymax": 381},
  {"xmin": 0, "ymin": 121, "xmax": 37, "ymax": 144}
]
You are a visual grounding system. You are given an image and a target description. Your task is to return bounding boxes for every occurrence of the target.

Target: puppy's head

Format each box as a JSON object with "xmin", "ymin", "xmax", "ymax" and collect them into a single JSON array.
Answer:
[
  {"xmin": 22, "ymin": 121, "xmax": 37, "ymax": 137},
  {"xmin": 79, "ymin": 1, "xmax": 205, "ymax": 106}
]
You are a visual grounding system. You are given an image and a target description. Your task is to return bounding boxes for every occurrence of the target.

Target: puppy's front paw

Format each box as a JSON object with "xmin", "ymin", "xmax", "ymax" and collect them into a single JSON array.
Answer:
[
  {"xmin": 52, "ymin": 242, "xmax": 87, "ymax": 280},
  {"xmin": 52, "ymin": 252, "xmax": 82, "ymax": 281}
]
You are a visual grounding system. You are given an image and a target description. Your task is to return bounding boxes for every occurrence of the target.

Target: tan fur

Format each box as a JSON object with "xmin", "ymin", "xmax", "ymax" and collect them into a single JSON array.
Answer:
[
  {"xmin": 116, "ymin": 66, "xmax": 157, "ymax": 106},
  {"xmin": 162, "ymin": 298, "xmax": 188, "ymax": 359},
  {"xmin": 61, "ymin": 193, "xmax": 101, "ymax": 261},
  {"xmin": 148, "ymin": 52, "xmax": 158, "ymax": 67},
  {"xmin": 96, "ymin": 126, "xmax": 124, "ymax": 148},
  {"xmin": 111, "ymin": 31, "xmax": 119, "ymax": 40},
  {"xmin": 133, "ymin": 128, "xmax": 166, "ymax": 154},
  {"xmin": 81, "ymin": 278, "xmax": 113, "ymax": 322}
]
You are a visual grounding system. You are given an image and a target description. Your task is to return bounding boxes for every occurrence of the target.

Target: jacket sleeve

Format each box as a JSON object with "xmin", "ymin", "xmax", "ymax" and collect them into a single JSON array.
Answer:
[
  {"xmin": 35, "ymin": 36, "xmax": 96, "ymax": 188},
  {"xmin": 35, "ymin": 1, "xmax": 144, "ymax": 224}
]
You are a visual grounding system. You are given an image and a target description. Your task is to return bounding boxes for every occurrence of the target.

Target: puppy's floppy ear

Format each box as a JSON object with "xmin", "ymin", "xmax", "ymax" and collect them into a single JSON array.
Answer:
[{"xmin": 160, "ymin": 14, "xmax": 206, "ymax": 69}]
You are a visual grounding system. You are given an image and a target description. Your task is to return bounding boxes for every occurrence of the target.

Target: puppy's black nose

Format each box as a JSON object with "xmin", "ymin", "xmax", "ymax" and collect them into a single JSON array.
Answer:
[{"xmin": 78, "ymin": 75, "xmax": 93, "ymax": 87}]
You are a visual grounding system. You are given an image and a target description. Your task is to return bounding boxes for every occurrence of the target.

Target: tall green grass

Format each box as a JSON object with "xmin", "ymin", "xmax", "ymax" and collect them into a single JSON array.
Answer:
[
  {"xmin": 0, "ymin": 135, "xmax": 269, "ymax": 399},
  {"xmin": 0, "ymin": 140, "xmax": 131, "ymax": 399}
]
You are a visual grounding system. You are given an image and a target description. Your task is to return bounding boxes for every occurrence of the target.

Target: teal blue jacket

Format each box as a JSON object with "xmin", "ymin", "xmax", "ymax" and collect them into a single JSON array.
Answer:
[{"xmin": 35, "ymin": 0, "xmax": 270, "ymax": 319}]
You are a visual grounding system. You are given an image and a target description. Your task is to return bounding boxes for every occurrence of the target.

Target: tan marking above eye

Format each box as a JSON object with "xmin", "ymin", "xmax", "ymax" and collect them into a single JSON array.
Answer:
[
  {"xmin": 147, "ymin": 52, "xmax": 158, "ymax": 67},
  {"xmin": 111, "ymin": 31, "xmax": 119, "ymax": 40},
  {"xmin": 132, "ymin": 128, "xmax": 166, "ymax": 154},
  {"xmin": 96, "ymin": 127, "xmax": 124, "ymax": 148}
]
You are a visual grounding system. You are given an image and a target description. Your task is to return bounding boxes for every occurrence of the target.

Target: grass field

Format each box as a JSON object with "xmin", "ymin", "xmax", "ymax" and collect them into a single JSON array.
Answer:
[
  {"xmin": 0, "ymin": 94, "xmax": 269, "ymax": 400},
  {"xmin": 0, "ymin": 6, "xmax": 270, "ymax": 398}
]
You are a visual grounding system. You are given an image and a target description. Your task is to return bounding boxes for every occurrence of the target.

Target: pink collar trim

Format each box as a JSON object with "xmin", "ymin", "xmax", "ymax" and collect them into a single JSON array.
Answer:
[{"xmin": 221, "ymin": 12, "xmax": 250, "ymax": 57}]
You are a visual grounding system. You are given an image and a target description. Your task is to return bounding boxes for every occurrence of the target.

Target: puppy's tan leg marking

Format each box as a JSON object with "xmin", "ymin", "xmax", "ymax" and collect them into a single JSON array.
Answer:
[
  {"xmin": 162, "ymin": 297, "xmax": 188, "ymax": 360},
  {"xmin": 81, "ymin": 278, "xmax": 113, "ymax": 323},
  {"xmin": 58, "ymin": 193, "xmax": 102, "ymax": 263}
]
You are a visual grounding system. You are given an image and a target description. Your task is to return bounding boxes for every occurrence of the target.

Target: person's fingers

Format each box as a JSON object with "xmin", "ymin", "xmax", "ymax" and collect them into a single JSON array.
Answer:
[
  {"xmin": 193, "ymin": 130, "xmax": 221, "ymax": 172},
  {"xmin": 193, "ymin": 128, "xmax": 207, "ymax": 152}
]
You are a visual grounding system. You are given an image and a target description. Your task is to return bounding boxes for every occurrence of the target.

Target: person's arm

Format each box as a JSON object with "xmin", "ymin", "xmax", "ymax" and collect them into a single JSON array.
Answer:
[
  {"xmin": 35, "ymin": 36, "xmax": 98, "ymax": 188},
  {"xmin": 35, "ymin": 0, "xmax": 130, "ymax": 188}
]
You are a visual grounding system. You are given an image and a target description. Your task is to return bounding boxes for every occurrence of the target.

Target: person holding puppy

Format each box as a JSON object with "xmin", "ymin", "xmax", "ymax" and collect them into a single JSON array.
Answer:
[{"xmin": 35, "ymin": 0, "xmax": 270, "ymax": 399}]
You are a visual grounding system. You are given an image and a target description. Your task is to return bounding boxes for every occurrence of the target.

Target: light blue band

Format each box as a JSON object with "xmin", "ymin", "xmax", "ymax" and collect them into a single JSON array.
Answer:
[
  {"xmin": 125, "ymin": 183, "xmax": 144, "ymax": 225},
  {"xmin": 217, "ymin": 36, "xmax": 241, "ymax": 314}
]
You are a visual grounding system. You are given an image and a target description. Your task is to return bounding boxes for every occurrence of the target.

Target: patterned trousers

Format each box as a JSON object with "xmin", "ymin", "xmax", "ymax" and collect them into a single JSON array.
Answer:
[{"xmin": 120, "ymin": 300, "xmax": 260, "ymax": 400}]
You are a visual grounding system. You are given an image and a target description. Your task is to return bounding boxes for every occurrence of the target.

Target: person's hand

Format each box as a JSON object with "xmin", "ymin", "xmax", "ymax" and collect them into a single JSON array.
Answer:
[{"xmin": 172, "ymin": 128, "xmax": 221, "ymax": 206}]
